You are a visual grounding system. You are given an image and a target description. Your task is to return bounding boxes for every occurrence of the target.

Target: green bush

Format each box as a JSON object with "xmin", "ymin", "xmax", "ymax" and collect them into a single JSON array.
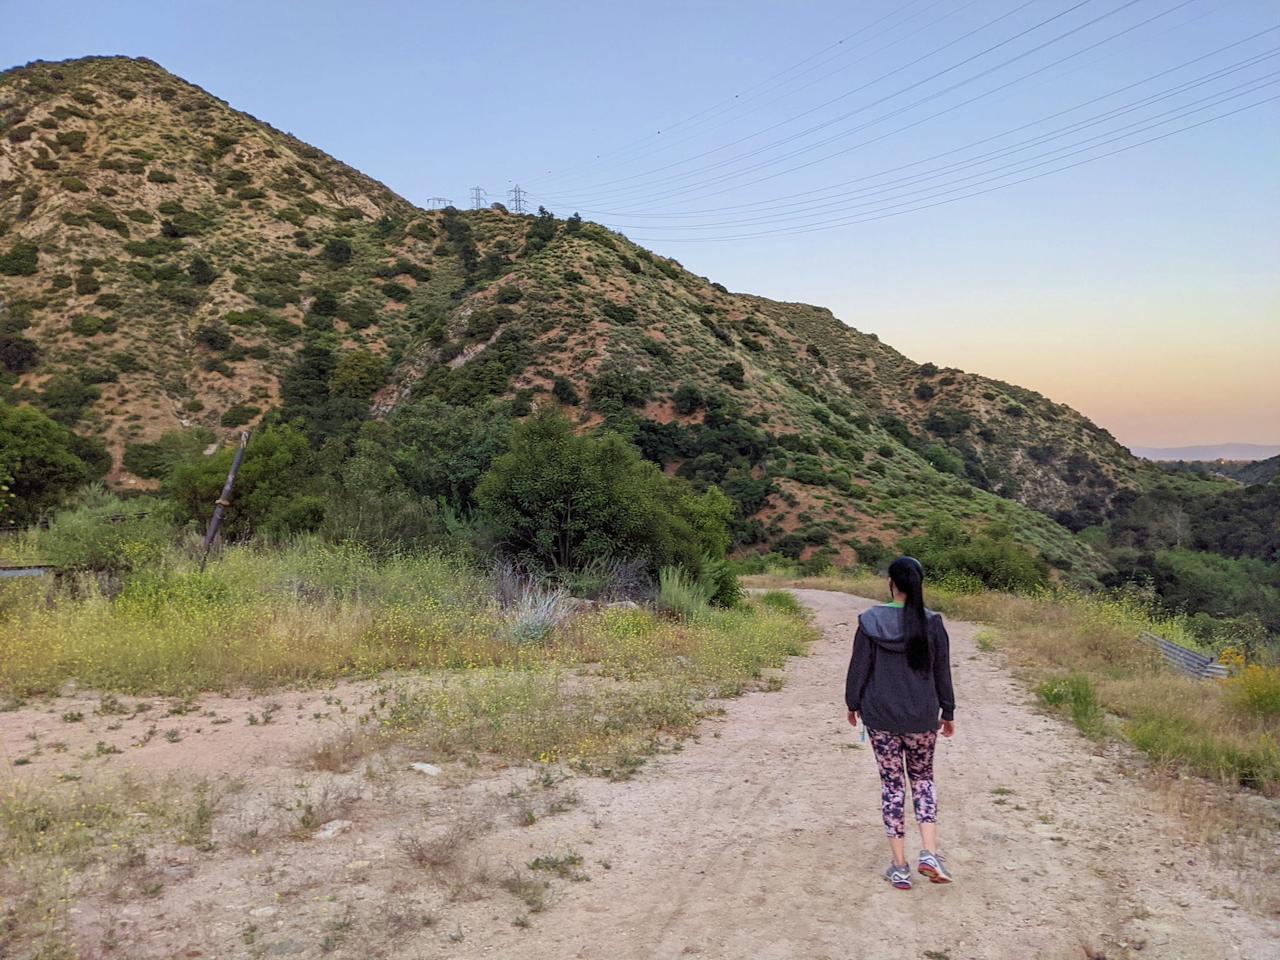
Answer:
[
  {"xmin": 61, "ymin": 176, "xmax": 89, "ymax": 192},
  {"xmin": 381, "ymin": 280, "xmax": 411, "ymax": 302},
  {"xmin": 900, "ymin": 516, "xmax": 1049, "ymax": 592},
  {"xmin": 496, "ymin": 285, "xmax": 523, "ymax": 304},
  {"xmin": 0, "ymin": 400, "xmax": 93, "ymax": 524},
  {"xmin": 0, "ymin": 241, "xmax": 39, "ymax": 276},
  {"xmin": 476, "ymin": 412, "xmax": 726, "ymax": 574},
  {"xmin": 146, "ymin": 169, "xmax": 177, "ymax": 183},
  {"xmin": 69, "ymin": 315, "xmax": 104, "ymax": 336},
  {"xmin": 34, "ymin": 491, "xmax": 174, "ymax": 576},
  {"xmin": 322, "ymin": 238, "xmax": 353, "ymax": 265},
  {"xmin": 122, "ymin": 428, "xmax": 216, "ymax": 480},
  {"xmin": 220, "ymin": 403, "xmax": 261, "ymax": 427},
  {"xmin": 551, "ymin": 376, "xmax": 581, "ymax": 406},
  {"xmin": 74, "ymin": 272, "xmax": 100, "ymax": 295}
]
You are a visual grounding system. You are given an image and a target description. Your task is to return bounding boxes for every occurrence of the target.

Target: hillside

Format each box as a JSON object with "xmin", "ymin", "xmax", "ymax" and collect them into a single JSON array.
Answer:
[{"xmin": 0, "ymin": 56, "xmax": 1148, "ymax": 576}]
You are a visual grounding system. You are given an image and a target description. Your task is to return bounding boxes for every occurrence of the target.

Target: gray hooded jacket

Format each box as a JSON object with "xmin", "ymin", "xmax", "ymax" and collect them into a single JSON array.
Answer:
[{"xmin": 845, "ymin": 604, "xmax": 955, "ymax": 734}]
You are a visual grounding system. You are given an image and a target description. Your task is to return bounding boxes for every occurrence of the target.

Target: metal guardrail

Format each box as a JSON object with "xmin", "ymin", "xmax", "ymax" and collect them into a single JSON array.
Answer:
[{"xmin": 1138, "ymin": 630, "xmax": 1228, "ymax": 680}]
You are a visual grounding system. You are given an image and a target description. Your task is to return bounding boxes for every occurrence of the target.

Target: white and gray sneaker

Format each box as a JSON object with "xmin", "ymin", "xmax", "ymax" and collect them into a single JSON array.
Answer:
[
  {"xmin": 917, "ymin": 849, "xmax": 952, "ymax": 883},
  {"xmin": 884, "ymin": 861, "xmax": 912, "ymax": 890}
]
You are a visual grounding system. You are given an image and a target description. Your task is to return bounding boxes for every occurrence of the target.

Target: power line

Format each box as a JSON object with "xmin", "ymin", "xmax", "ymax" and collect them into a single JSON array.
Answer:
[
  {"xmin": 544, "ymin": 31, "xmax": 1280, "ymax": 224},
  {"xmin": 622, "ymin": 90, "xmax": 1280, "ymax": 242},
  {"xmin": 470, "ymin": 186, "xmax": 487, "ymax": 209}
]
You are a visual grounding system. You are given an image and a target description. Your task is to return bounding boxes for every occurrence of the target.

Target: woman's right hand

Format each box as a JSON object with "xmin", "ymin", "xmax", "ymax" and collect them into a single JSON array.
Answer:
[
  {"xmin": 847, "ymin": 710, "xmax": 860, "ymax": 727},
  {"xmin": 939, "ymin": 719, "xmax": 955, "ymax": 738}
]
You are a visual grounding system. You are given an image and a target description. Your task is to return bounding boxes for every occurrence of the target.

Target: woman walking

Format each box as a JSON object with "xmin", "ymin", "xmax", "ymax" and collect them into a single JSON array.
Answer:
[{"xmin": 845, "ymin": 556, "xmax": 956, "ymax": 889}]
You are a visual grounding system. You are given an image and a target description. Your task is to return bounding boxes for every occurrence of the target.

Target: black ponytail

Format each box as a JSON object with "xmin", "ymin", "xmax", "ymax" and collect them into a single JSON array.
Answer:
[{"xmin": 889, "ymin": 556, "xmax": 930, "ymax": 674}]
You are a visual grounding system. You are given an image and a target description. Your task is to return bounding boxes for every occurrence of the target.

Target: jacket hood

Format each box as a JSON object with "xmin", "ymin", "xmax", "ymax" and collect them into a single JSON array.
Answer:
[{"xmin": 859, "ymin": 605, "xmax": 915, "ymax": 652}]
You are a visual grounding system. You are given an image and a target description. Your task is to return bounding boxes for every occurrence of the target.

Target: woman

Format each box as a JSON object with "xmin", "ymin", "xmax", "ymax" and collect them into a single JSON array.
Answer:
[{"xmin": 845, "ymin": 555, "xmax": 956, "ymax": 890}]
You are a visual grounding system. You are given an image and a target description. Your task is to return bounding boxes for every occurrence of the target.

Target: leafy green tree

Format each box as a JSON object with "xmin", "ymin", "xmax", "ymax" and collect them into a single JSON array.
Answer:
[
  {"xmin": 329, "ymin": 349, "xmax": 385, "ymax": 401},
  {"xmin": 393, "ymin": 399, "xmax": 512, "ymax": 510},
  {"xmin": 476, "ymin": 411, "xmax": 725, "ymax": 573},
  {"xmin": 0, "ymin": 400, "xmax": 92, "ymax": 524},
  {"xmin": 166, "ymin": 422, "xmax": 316, "ymax": 538},
  {"xmin": 322, "ymin": 238, "xmax": 353, "ymax": 265}
]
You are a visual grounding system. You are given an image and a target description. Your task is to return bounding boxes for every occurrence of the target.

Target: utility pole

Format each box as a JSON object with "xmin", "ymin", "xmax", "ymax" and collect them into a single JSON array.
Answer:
[
  {"xmin": 507, "ymin": 184, "xmax": 527, "ymax": 214},
  {"xmin": 470, "ymin": 186, "xmax": 486, "ymax": 210}
]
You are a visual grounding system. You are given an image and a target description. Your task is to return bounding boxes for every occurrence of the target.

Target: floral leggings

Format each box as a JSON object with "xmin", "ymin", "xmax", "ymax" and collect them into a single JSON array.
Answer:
[{"xmin": 867, "ymin": 728, "xmax": 938, "ymax": 838}]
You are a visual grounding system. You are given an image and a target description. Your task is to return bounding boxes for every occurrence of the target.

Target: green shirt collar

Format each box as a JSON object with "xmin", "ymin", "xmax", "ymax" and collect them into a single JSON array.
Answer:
[{"xmin": 884, "ymin": 601, "xmax": 904, "ymax": 608}]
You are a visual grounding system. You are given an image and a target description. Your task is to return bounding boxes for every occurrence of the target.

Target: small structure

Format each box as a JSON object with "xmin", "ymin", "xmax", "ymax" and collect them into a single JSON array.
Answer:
[{"xmin": 1138, "ymin": 630, "xmax": 1228, "ymax": 680}]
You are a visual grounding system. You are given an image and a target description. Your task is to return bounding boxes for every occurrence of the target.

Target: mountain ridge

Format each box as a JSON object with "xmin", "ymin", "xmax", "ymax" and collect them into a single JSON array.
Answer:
[{"xmin": 1, "ymin": 55, "xmax": 1153, "ymax": 577}]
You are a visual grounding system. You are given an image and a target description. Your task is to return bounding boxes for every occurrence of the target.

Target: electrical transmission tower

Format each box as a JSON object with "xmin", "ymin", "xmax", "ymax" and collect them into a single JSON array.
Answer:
[
  {"xmin": 426, "ymin": 197, "xmax": 451, "ymax": 210},
  {"xmin": 470, "ymin": 186, "xmax": 487, "ymax": 210},
  {"xmin": 507, "ymin": 184, "xmax": 527, "ymax": 214}
]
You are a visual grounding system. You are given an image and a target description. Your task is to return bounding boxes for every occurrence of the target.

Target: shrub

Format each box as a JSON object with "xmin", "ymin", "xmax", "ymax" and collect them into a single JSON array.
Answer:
[
  {"xmin": 61, "ymin": 176, "xmax": 89, "ymax": 192},
  {"xmin": 220, "ymin": 403, "xmax": 261, "ymax": 427},
  {"xmin": 600, "ymin": 302, "xmax": 638, "ymax": 325},
  {"xmin": 657, "ymin": 566, "xmax": 709, "ymax": 620},
  {"xmin": 94, "ymin": 293, "xmax": 123, "ymax": 310},
  {"xmin": 551, "ymin": 376, "xmax": 581, "ymax": 406},
  {"xmin": 322, "ymin": 237, "xmax": 352, "ymax": 265},
  {"xmin": 0, "ymin": 241, "xmax": 39, "ymax": 276},
  {"xmin": 55, "ymin": 130, "xmax": 87, "ymax": 152},
  {"xmin": 496, "ymin": 284, "xmax": 523, "ymax": 304},
  {"xmin": 337, "ymin": 300, "xmax": 376, "ymax": 329},
  {"xmin": 193, "ymin": 324, "xmax": 233, "ymax": 351},
  {"xmin": 1224, "ymin": 664, "xmax": 1280, "ymax": 717},
  {"xmin": 187, "ymin": 255, "xmax": 219, "ymax": 286},
  {"xmin": 74, "ymin": 272, "xmax": 100, "ymax": 295},
  {"xmin": 918, "ymin": 362, "xmax": 938, "ymax": 377},
  {"xmin": 33, "ymin": 492, "xmax": 174, "ymax": 576},
  {"xmin": 672, "ymin": 383, "xmax": 703, "ymax": 415},
  {"xmin": 717, "ymin": 361, "xmax": 746, "ymax": 389},
  {"xmin": 69, "ymin": 315, "xmax": 104, "ymax": 336},
  {"xmin": 147, "ymin": 169, "xmax": 177, "ymax": 183},
  {"xmin": 381, "ymin": 280, "xmax": 411, "ymax": 302},
  {"xmin": 123, "ymin": 237, "xmax": 184, "ymax": 257},
  {"xmin": 914, "ymin": 383, "xmax": 936, "ymax": 401},
  {"xmin": 122, "ymin": 428, "xmax": 216, "ymax": 479}
]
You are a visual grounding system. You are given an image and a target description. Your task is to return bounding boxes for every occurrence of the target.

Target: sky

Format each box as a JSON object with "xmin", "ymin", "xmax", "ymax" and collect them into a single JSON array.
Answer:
[{"xmin": 3, "ymin": 0, "xmax": 1277, "ymax": 449}]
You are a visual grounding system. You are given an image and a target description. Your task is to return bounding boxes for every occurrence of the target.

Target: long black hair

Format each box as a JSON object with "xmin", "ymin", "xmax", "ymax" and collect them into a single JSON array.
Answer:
[{"xmin": 889, "ymin": 555, "xmax": 931, "ymax": 673}]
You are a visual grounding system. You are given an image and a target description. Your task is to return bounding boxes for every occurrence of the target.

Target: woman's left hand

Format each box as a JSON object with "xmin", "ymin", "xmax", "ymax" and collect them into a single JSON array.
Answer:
[
  {"xmin": 939, "ymin": 719, "xmax": 955, "ymax": 738},
  {"xmin": 847, "ymin": 710, "xmax": 859, "ymax": 727}
]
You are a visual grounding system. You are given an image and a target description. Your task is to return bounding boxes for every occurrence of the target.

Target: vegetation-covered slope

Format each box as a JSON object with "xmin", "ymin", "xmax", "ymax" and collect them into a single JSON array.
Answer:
[{"xmin": 0, "ymin": 55, "xmax": 1176, "ymax": 583}]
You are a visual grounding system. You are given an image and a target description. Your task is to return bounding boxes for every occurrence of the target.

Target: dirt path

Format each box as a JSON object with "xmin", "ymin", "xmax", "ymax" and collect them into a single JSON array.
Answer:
[
  {"xmin": 491, "ymin": 589, "xmax": 1277, "ymax": 960},
  {"xmin": 3, "ymin": 590, "xmax": 1276, "ymax": 959}
]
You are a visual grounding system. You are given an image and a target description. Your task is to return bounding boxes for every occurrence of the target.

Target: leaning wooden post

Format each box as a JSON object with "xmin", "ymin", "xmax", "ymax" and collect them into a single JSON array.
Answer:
[{"xmin": 201, "ymin": 429, "xmax": 250, "ymax": 566}]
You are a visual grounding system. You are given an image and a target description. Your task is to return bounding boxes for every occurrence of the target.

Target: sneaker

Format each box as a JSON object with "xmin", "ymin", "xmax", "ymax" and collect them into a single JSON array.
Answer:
[
  {"xmin": 884, "ymin": 861, "xmax": 911, "ymax": 890},
  {"xmin": 917, "ymin": 849, "xmax": 952, "ymax": 883}
]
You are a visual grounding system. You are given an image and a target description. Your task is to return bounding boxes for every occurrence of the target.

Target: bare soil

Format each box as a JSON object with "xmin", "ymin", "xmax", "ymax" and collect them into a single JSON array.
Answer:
[{"xmin": 2, "ymin": 589, "xmax": 1277, "ymax": 959}]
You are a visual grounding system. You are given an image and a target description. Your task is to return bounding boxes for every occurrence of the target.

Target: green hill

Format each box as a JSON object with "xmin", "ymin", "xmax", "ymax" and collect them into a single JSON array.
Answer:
[{"xmin": 1, "ymin": 56, "xmax": 1153, "ymax": 579}]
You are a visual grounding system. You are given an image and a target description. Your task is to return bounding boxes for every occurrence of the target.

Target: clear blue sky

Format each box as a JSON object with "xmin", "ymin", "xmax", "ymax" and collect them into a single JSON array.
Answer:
[{"xmin": 4, "ymin": 0, "xmax": 1277, "ymax": 448}]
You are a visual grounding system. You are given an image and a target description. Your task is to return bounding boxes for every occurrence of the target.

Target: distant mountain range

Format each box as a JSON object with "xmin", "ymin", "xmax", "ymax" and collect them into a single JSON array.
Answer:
[{"xmin": 1132, "ymin": 444, "xmax": 1280, "ymax": 462}]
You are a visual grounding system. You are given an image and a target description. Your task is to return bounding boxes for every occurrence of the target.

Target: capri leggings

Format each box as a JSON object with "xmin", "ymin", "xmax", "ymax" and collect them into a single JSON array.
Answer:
[{"xmin": 867, "ymin": 728, "xmax": 938, "ymax": 838}]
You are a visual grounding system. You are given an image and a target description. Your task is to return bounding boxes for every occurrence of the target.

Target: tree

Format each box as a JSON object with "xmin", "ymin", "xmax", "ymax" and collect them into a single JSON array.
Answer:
[
  {"xmin": 0, "ymin": 400, "xmax": 91, "ymax": 524},
  {"xmin": 166, "ymin": 422, "xmax": 315, "ymax": 538},
  {"xmin": 475, "ymin": 411, "xmax": 724, "ymax": 573},
  {"xmin": 329, "ymin": 349, "xmax": 385, "ymax": 401},
  {"xmin": 392, "ymin": 398, "xmax": 512, "ymax": 510}
]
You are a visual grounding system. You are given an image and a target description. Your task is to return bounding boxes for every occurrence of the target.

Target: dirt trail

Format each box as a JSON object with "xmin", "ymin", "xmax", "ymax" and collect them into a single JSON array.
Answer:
[
  {"xmin": 3, "ymin": 590, "xmax": 1276, "ymax": 959},
  {"xmin": 496, "ymin": 589, "xmax": 1277, "ymax": 960}
]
